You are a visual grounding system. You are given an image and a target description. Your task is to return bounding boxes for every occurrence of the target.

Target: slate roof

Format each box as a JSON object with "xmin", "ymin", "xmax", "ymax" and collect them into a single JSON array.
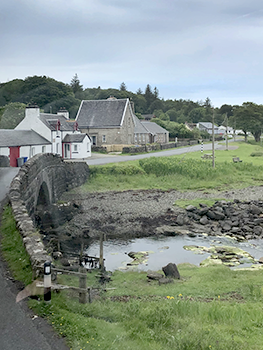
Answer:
[
  {"xmin": 39, "ymin": 113, "xmax": 75, "ymax": 131},
  {"xmin": 63, "ymin": 134, "xmax": 88, "ymax": 143},
  {"xmin": 76, "ymin": 99, "xmax": 129, "ymax": 128},
  {"xmin": 141, "ymin": 121, "xmax": 169, "ymax": 135},
  {"xmin": 198, "ymin": 122, "xmax": 218, "ymax": 129},
  {"xmin": 0, "ymin": 130, "xmax": 51, "ymax": 147},
  {"xmin": 132, "ymin": 115, "xmax": 149, "ymax": 134}
]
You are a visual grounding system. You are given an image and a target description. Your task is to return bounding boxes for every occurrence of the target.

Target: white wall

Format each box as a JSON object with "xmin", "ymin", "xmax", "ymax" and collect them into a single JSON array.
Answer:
[{"xmin": 15, "ymin": 108, "xmax": 52, "ymax": 141}]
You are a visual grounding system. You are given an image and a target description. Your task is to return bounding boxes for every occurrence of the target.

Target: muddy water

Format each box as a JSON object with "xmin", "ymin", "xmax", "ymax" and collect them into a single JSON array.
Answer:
[{"xmin": 84, "ymin": 234, "xmax": 263, "ymax": 271}]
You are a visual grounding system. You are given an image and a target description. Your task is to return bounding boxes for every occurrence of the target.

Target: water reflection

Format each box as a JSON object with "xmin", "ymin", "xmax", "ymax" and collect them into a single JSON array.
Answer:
[{"xmin": 84, "ymin": 234, "xmax": 263, "ymax": 271}]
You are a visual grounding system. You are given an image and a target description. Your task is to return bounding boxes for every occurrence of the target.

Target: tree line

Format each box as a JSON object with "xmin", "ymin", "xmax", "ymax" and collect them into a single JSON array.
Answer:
[{"xmin": 0, "ymin": 74, "xmax": 262, "ymax": 142}]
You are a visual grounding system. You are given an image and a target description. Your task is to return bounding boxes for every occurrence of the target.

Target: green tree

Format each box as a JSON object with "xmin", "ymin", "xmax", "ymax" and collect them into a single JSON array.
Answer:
[
  {"xmin": 119, "ymin": 82, "xmax": 127, "ymax": 91},
  {"xmin": 233, "ymin": 102, "xmax": 263, "ymax": 142},
  {"xmin": 70, "ymin": 74, "xmax": 83, "ymax": 94}
]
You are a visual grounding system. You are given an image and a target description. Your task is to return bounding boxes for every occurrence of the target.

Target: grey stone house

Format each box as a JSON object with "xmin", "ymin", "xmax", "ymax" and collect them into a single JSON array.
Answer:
[
  {"xmin": 76, "ymin": 97, "xmax": 170, "ymax": 147},
  {"xmin": 75, "ymin": 97, "xmax": 135, "ymax": 146}
]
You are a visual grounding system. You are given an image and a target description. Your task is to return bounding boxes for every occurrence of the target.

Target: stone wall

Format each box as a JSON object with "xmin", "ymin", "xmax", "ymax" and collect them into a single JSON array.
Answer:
[{"xmin": 8, "ymin": 153, "xmax": 89, "ymax": 275}]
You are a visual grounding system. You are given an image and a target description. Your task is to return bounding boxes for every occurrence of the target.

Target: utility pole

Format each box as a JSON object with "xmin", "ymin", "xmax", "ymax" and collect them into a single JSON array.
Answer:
[
  {"xmin": 212, "ymin": 109, "xmax": 215, "ymax": 168},
  {"xmin": 225, "ymin": 113, "xmax": 229, "ymax": 151}
]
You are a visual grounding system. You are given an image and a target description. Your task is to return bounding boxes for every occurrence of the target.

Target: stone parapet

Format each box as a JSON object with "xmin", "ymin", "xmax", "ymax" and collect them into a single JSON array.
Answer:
[{"xmin": 8, "ymin": 153, "xmax": 89, "ymax": 276}]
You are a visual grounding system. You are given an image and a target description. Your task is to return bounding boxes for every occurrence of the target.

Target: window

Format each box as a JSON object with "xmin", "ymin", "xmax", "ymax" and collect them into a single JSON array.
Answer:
[
  {"xmin": 42, "ymin": 146, "xmax": 46, "ymax": 153},
  {"xmin": 73, "ymin": 144, "xmax": 78, "ymax": 152},
  {"xmin": 31, "ymin": 147, "xmax": 35, "ymax": 156},
  {"xmin": 102, "ymin": 135, "xmax": 106, "ymax": 143},
  {"xmin": 56, "ymin": 143, "xmax": 59, "ymax": 154}
]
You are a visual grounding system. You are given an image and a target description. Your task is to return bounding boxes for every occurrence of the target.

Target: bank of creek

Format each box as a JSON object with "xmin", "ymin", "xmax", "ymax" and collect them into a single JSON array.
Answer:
[{"xmin": 38, "ymin": 186, "xmax": 263, "ymax": 271}]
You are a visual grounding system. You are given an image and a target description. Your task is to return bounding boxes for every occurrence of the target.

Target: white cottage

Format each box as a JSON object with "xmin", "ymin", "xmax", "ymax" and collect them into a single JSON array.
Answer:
[{"xmin": 15, "ymin": 105, "xmax": 91, "ymax": 160}]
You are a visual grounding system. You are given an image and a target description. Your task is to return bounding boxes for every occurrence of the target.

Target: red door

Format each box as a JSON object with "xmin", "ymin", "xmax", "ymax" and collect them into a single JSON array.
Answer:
[{"xmin": 9, "ymin": 146, "xmax": 20, "ymax": 167}]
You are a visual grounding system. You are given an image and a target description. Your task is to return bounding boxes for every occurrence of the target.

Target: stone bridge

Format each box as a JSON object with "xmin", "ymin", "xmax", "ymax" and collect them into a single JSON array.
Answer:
[{"xmin": 8, "ymin": 153, "xmax": 89, "ymax": 273}]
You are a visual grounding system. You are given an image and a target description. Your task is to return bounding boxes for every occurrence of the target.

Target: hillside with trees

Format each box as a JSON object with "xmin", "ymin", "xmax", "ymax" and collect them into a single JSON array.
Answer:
[{"xmin": 0, "ymin": 75, "xmax": 262, "ymax": 142}]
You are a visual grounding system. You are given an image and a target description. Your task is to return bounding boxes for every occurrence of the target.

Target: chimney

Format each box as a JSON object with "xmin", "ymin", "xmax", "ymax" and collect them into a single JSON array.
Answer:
[
  {"xmin": 57, "ymin": 107, "xmax": 69, "ymax": 120},
  {"xmin": 25, "ymin": 104, "xmax": 40, "ymax": 119}
]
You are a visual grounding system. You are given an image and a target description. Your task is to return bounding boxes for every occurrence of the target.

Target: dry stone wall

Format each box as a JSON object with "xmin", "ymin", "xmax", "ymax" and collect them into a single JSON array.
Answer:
[{"xmin": 8, "ymin": 153, "xmax": 89, "ymax": 274}]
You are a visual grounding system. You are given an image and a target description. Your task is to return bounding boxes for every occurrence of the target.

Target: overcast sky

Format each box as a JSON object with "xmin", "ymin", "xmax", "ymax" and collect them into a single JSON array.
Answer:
[{"xmin": 1, "ymin": 0, "xmax": 263, "ymax": 107}]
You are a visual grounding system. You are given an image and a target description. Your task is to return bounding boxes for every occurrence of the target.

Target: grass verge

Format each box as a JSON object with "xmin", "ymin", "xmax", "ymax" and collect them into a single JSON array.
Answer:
[
  {"xmin": 80, "ymin": 142, "xmax": 263, "ymax": 193},
  {"xmin": 0, "ymin": 205, "xmax": 32, "ymax": 285}
]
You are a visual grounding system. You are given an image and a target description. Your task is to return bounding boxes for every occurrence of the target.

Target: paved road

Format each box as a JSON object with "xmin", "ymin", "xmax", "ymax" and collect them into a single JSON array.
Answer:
[
  {"xmin": 0, "ymin": 167, "xmax": 69, "ymax": 350},
  {"xmin": 0, "ymin": 168, "xmax": 19, "ymax": 202},
  {"xmin": 87, "ymin": 142, "xmax": 221, "ymax": 165}
]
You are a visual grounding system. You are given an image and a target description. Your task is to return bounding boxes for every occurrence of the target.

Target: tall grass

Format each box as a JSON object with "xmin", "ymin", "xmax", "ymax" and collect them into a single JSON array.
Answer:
[
  {"xmin": 0, "ymin": 205, "xmax": 32, "ymax": 285},
  {"xmin": 82, "ymin": 155, "xmax": 263, "ymax": 192}
]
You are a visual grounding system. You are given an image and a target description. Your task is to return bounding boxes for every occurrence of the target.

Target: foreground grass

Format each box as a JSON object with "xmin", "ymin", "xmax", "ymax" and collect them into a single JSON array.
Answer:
[
  {"xmin": 3, "ymin": 205, "xmax": 263, "ymax": 349},
  {"xmin": 81, "ymin": 141, "xmax": 263, "ymax": 192},
  {"xmin": 28, "ymin": 265, "xmax": 263, "ymax": 350}
]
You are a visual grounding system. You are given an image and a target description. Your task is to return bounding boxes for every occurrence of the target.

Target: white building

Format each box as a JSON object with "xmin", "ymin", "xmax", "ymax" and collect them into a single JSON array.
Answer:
[{"xmin": 15, "ymin": 105, "xmax": 91, "ymax": 160}]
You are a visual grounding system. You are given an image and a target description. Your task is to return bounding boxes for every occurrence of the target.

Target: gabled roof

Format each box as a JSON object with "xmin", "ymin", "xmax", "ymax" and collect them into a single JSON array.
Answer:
[
  {"xmin": 39, "ymin": 113, "xmax": 75, "ymax": 131},
  {"xmin": 76, "ymin": 99, "xmax": 129, "ymax": 128},
  {"xmin": 141, "ymin": 121, "xmax": 169, "ymax": 135},
  {"xmin": 132, "ymin": 114, "xmax": 149, "ymax": 134},
  {"xmin": 0, "ymin": 130, "xmax": 51, "ymax": 147},
  {"xmin": 198, "ymin": 122, "xmax": 218, "ymax": 129},
  {"xmin": 63, "ymin": 133, "xmax": 89, "ymax": 143}
]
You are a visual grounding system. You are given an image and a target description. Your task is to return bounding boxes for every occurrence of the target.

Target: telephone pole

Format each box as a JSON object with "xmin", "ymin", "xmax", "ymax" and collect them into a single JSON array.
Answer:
[
  {"xmin": 212, "ymin": 109, "xmax": 215, "ymax": 168},
  {"xmin": 225, "ymin": 113, "xmax": 229, "ymax": 151}
]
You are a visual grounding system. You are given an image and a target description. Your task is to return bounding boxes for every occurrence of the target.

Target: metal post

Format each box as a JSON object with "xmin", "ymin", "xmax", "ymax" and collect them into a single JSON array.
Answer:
[
  {"xmin": 201, "ymin": 141, "xmax": 203, "ymax": 154},
  {"xmin": 44, "ymin": 261, "xmax": 51, "ymax": 303}
]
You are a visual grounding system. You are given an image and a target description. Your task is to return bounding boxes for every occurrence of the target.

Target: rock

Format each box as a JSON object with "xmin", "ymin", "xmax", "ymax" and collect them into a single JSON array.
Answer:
[
  {"xmin": 147, "ymin": 272, "xmax": 164, "ymax": 280},
  {"xmin": 155, "ymin": 225, "xmax": 179, "ymax": 236},
  {"xmin": 199, "ymin": 207, "xmax": 209, "ymax": 215},
  {"xmin": 258, "ymin": 257, "xmax": 263, "ymax": 264},
  {"xmin": 60, "ymin": 258, "xmax": 70, "ymax": 266},
  {"xmin": 221, "ymin": 223, "xmax": 231, "ymax": 232},
  {"xmin": 52, "ymin": 251, "xmax": 63, "ymax": 260},
  {"xmin": 186, "ymin": 205, "xmax": 197, "ymax": 212},
  {"xmin": 162, "ymin": 263, "xmax": 180, "ymax": 279},
  {"xmin": 250, "ymin": 204, "xmax": 262, "ymax": 215},
  {"xmin": 200, "ymin": 216, "xmax": 209, "ymax": 225},
  {"xmin": 176, "ymin": 214, "xmax": 185, "ymax": 226},
  {"xmin": 158, "ymin": 277, "xmax": 174, "ymax": 285},
  {"xmin": 253, "ymin": 226, "xmax": 263, "ymax": 236}
]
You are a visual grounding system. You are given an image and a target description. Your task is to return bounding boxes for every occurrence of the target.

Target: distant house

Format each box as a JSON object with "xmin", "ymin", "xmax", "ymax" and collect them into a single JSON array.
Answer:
[
  {"xmin": 15, "ymin": 105, "xmax": 91, "ymax": 160},
  {"xmin": 140, "ymin": 121, "xmax": 169, "ymax": 144},
  {"xmin": 196, "ymin": 122, "xmax": 221, "ymax": 135},
  {"xmin": 218, "ymin": 125, "xmax": 234, "ymax": 136},
  {"xmin": 76, "ymin": 97, "xmax": 169, "ymax": 146},
  {"xmin": 185, "ymin": 122, "xmax": 197, "ymax": 131},
  {"xmin": 0, "ymin": 129, "xmax": 51, "ymax": 167}
]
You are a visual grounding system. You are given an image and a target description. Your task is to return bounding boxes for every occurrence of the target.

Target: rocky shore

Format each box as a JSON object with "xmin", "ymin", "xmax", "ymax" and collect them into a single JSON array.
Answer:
[{"xmin": 52, "ymin": 186, "xmax": 263, "ymax": 243}]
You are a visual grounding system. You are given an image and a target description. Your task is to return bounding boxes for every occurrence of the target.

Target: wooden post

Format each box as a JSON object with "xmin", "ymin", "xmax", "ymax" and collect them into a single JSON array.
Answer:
[
  {"xmin": 79, "ymin": 266, "xmax": 87, "ymax": 304},
  {"xmin": 99, "ymin": 232, "xmax": 104, "ymax": 271}
]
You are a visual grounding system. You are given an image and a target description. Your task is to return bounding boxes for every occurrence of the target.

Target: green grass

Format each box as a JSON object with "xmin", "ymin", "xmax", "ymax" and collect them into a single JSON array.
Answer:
[
  {"xmin": 0, "ymin": 205, "xmax": 32, "ymax": 285},
  {"xmin": 4, "ymin": 141, "xmax": 263, "ymax": 349},
  {"xmin": 28, "ymin": 265, "xmax": 263, "ymax": 350},
  {"xmin": 79, "ymin": 141, "xmax": 263, "ymax": 193}
]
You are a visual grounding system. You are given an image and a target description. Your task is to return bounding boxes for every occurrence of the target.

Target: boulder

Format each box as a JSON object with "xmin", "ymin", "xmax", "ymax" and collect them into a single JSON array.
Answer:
[
  {"xmin": 162, "ymin": 263, "xmax": 180, "ymax": 279},
  {"xmin": 147, "ymin": 272, "xmax": 164, "ymax": 280}
]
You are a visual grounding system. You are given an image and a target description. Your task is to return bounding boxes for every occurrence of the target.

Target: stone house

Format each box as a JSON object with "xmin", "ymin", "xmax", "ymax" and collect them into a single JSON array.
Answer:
[
  {"xmin": 76, "ymin": 97, "xmax": 135, "ymax": 146},
  {"xmin": 76, "ymin": 97, "xmax": 169, "ymax": 147},
  {"xmin": 15, "ymin": 105, "xmax": 91, "ymax": 160}
]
